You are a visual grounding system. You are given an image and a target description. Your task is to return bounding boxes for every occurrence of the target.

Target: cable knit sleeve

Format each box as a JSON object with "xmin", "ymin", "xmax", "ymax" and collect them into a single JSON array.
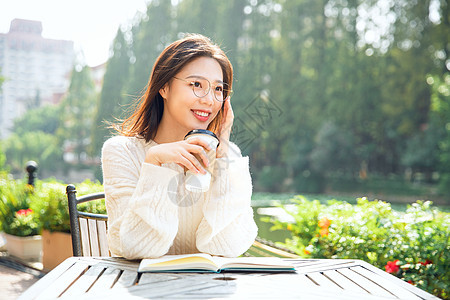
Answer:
[
  {"xmin": 196, "ymin": 142, "xmax": 258, "ymax": 257},
  {"xmin": 101, "ymin": 136, "xmax": 179, "ymax": 259}
]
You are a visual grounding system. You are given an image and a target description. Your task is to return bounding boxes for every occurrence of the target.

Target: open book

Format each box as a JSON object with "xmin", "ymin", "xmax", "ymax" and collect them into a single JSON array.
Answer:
[{"xmin": 138, "ymin": 253, "xmax": 296, "ymax": 273}]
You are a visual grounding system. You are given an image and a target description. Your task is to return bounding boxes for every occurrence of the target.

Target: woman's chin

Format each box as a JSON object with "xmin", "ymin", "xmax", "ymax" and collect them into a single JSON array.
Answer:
[{"xmin": 190, "ymin": 123, "xmax": 209, "ymax": 131}]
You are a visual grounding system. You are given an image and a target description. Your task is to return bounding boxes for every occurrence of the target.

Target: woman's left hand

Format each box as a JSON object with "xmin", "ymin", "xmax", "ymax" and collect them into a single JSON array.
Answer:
[{"xmin": 216, "ymin": 98, "xmax": 234, "ymax": 158}]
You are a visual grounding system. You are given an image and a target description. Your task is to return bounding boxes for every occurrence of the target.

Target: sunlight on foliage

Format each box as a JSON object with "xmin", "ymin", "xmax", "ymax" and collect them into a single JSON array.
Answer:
[{"xmin": 263, "ymin": 196, "xmax": 449, "ymax": 298}]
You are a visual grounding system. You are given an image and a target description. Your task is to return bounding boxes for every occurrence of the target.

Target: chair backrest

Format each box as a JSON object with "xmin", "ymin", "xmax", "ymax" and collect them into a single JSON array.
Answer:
[{"xmin": 66, "ymin": 184, "xmax": 110, "ymax": 257}]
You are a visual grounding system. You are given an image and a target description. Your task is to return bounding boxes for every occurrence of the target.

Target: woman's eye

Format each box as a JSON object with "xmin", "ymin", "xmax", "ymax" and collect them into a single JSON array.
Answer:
[
  {"xmin": 215, "ymin": 86, "xmax": 223, "ymax": 92},
  {"xmin": 192, "ymin": 81, "xmax": 202, "ymax": 88}
]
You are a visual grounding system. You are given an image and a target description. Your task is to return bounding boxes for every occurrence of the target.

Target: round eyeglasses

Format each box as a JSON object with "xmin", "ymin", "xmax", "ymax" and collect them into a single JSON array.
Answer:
[{"xmin": 173, "ymin": 76, "xmax": 233, "ymax": 102}]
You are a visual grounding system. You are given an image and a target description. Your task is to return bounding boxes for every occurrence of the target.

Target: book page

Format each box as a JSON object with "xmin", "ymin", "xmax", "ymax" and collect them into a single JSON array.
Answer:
[
  {"xmin": 139, "ymin": 253, "xmax": 219, "ymax": 272},
  {"xmin": 211, "ymin": 256, "xmax": 295, "ymax": 270}
]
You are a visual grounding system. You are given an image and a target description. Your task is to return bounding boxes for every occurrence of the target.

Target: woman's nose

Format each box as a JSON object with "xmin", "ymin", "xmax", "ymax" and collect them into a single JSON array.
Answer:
[{"xmin": 198, "ymin": 89, "xmax": 215, "ymax": 105}]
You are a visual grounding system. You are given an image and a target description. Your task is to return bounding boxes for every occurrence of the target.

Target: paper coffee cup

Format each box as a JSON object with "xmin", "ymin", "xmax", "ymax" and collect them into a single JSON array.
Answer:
[{"xmin": 184, "ymin": 129, "xmax": 219, "ymax": 193}]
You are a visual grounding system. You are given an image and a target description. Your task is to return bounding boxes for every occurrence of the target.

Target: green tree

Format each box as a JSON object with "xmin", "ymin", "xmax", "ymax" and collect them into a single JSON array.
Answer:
[
  {"xmin": 215, "ymin": 0, "xmax": 247, "ymax": 67},
  {"xmin": 0, "ymin": 144, "xmax": 7, "ymax": 175},
  {"xmin": 12, "ymin": 105, "xmax": 61, "ymax": 135},
  {"xmin": 57, "ymin": 65, "xmax": 97, "ymax": 164},
  {"xmin": 0, "ymin": 70, "xmax": 4, "ymax": 90},
  {"xmin": 430, "ymin": 74, "xmax": 450, "ymax": 194},
  {"xmin": 176, "ymin": 0, "xmax": 219, "ymax": 39},
  {"xmin": 91, "ymin": 29, "xmax": 132, "ymax": 156},
  {"xmin": 88, "ymin": 0, "xmax": 449, "ymax": 195},
  {"xmin": 252, "ymin": 0, "xmax": 334, "ymax": 191},
  {"xmin": 401, "ymin": 115, "xmax": 443, "ymax": 182},
  {"xmin": 310, "ymin": 121, "xmax": 358, "ymax": 175},
  {"xmin": 3, "ymin": 131, "xmax": 63, "ymax": 175},
  {"xmin": 126, "ymin": 0, "xmax": 175, "ymax": 96},
  {"xmin": 427, "ymin": 0, "xmax": 450, "ymax": 194},
  {"xmin": 371, "ymin": 0, "xmax": 442, "ymax": 175}
]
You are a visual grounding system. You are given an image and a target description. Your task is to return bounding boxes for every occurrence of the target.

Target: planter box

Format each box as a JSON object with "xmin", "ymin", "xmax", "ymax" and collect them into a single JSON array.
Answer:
[
  {"xmin": 42, "ymin": 230, "xmax": 73, "ymax": 270},
  {"xmin": 3, "ymin": 232, "xmax": 42, "ymax": 261}
]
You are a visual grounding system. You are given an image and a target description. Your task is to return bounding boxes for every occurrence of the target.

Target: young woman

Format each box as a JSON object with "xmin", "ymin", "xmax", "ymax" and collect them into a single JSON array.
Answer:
[{"xmin": 101, "ymin": 34, "xmax": 257, "ymax": 259}]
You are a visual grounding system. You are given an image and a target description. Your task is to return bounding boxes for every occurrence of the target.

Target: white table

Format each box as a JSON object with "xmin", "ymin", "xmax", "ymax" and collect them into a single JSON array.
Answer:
[{"xmin": 19, "ymin": 256, "xmax": 438, "ymax": 299}]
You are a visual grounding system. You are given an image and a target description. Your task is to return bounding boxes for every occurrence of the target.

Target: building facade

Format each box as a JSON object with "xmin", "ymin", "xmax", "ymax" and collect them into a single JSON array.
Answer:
[{"xmin": 0, "ymin": 19, "xmax": 75, "ymax": 139}]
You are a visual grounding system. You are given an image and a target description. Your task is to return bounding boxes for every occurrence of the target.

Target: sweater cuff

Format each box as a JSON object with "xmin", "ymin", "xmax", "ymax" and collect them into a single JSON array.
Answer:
[
  {"xmin": 210, "ymin": 155, "xmax": 252, "ymax": 207},
  {"xmin": 215, "ymin": 156, "xmax": 249, "ymax": 174}
]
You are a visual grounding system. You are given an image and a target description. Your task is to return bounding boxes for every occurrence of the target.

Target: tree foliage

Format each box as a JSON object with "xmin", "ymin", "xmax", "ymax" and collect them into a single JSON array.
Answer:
[
  {"xmin": 12, "ymin": 105, "xmax": 61, "ymax": 135},
  {"xmin": 91, "ymin": 29, "xmax": 132, "ymax": 155},
  {"xmin": 87, "ymin": 0, "xmax": 449, "ymax": 194},
  {"xmin": 0, "ymin": 70, "xmax": 4, "ymax": 90},
  {"xmin": 3, "ymin": 131, "xmax": 63, "ymax": 175},
  {"xmin": 57, "ymin": 65, "xmax": 97, "ymax": 164},
  {"xmin": 3, "ymin": 0, "xmax": 448, "ymax": 194}
]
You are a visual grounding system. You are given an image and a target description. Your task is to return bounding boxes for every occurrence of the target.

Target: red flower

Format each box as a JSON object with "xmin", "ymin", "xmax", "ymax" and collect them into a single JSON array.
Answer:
[
  {"xmin": 16, "ymin": 208, "xmax": 33, "ymax": 217},
  {"xmin": 16, "ymin": 209, "xmax": 26, "ymax": 216},
  {"xmin": 385, "ymin": 260, "xmax": 400, "ymax": 274},
  {"xmin": 419, "ymin": 260, "xmax": 432, "ymax": 266},
  {"xmin": 408, "ymin": 280, "xmax": 414, "ymax": 285}
]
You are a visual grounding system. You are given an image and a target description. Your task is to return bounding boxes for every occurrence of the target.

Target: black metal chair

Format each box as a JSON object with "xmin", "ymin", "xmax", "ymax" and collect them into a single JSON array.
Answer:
[{"xmin": 66, "ymin": 184, "xmax": 110, "ymax": 257}]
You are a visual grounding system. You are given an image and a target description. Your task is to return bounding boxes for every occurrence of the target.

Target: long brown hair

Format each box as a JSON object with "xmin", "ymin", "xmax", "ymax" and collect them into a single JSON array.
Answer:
[{"xmin": 117, "ymin": 34, "xmax": 233, "ymax": 142}]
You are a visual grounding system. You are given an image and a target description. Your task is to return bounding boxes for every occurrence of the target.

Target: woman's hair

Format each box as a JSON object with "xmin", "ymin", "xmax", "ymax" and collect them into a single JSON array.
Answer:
[{"xmin": 116, "ymin": 33, "xmax": 233, "ymax": 142}]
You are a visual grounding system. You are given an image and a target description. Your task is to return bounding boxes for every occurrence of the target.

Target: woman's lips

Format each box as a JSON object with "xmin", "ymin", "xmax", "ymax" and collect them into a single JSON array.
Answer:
[{"xmin": 192, "ymin": 110, "xmax": 211, "ymax": 122}]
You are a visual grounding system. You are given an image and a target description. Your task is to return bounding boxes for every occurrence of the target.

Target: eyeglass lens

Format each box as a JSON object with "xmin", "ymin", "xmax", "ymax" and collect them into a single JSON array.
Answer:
[{"xmin": 191, "ymin": 78, "xmax": 229, "ymax": 101}]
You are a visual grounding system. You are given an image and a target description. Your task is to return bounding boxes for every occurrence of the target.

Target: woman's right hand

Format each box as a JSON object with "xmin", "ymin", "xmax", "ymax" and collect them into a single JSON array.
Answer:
[{"xmin": 145, "ymin": 139, "xmax": 212, "ymax": 174}]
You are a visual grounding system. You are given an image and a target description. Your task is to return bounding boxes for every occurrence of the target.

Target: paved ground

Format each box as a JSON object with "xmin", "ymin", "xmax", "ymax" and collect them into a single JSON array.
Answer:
[
  {"xmin": 0, "ymin": 264, "xmax": 40, "ymax": 300},
  {"xmin": 0, "ymin": 242, "xmax": 45, "ymax": 300}
]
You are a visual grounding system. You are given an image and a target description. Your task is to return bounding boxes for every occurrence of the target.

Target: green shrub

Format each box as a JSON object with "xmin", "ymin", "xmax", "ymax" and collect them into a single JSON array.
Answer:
[
  {"xmin": 1, "ymin": 178, "xmax": 106, "ymax": 235},
  {"xmin": 263, "ymin": 196, "xmax": 449, "ymax": 299},
  {"xmin": 32, "ymin": 180, "xmax": 70, "ymax": 233},
  {"xmin": 33, "ymin": 179, "xmax": 105, "ymax": 233},
  {"xmin": 75, "ymin": 180, "xmax": 106, "ymax": 214},
  {"xmin": 0, "ymin": 179, "xmax": 42, "ymax": 236}
]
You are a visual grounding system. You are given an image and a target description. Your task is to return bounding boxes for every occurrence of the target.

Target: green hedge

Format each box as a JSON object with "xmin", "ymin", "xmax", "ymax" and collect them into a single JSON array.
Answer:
[
  {"xmin": 0, "ymin": 179, "xmax": 41, "ymax": 236},
  {"xmin": 263, "ymin": 196, "xmax": 449, "ymax": 299},
  {"xmin": 0, "ymin": 178, "xmax": 105, "ymax": 235},
  {"xmin": 34, "ymin": 179, "xmax": 105, "ymax": 233}
]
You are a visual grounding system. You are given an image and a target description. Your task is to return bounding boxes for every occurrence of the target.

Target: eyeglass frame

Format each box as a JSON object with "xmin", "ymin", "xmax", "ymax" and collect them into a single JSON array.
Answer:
[{"xmin": 172, "ymin": 75, "xmax": 233, "ymax": 102}]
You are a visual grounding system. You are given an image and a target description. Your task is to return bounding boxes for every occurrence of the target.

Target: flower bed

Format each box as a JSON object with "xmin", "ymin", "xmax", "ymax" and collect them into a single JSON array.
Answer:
[
  {"xmin": 1, "ymin": 176, "xmax": 105, "ymax": 266},
  {"xmin": 1, "ymin": 178, "xmax": 105, "ymax": 236},
  {"xmin": 263, "ymin": 196, "xmax": 449, "ymax": 299},
  {"xmin": 0, "ymin": 180, "xmax": 41, "ymax": 237}
]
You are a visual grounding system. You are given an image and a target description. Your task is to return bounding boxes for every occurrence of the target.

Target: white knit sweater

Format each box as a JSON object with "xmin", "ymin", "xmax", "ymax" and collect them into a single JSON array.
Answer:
[{"xmin": 101, "ymin": 136, "xmax": 258, "ymax": 259}]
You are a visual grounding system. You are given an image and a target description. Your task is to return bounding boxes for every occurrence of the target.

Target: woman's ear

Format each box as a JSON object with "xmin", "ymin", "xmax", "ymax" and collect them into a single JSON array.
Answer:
[{"xmin": 159, "ymin": 83, "xmax": 169, "ymax": 99}]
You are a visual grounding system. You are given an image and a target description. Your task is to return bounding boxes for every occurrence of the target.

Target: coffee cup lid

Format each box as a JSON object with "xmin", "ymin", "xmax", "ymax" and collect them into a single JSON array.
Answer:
[{"xmin": 184, "ymin": 129, "xmax": 219, "ymax": 146}]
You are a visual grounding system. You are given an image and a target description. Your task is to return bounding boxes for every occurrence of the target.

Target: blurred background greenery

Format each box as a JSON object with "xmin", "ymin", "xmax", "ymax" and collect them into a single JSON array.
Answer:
[{"xmin": 0, "ymin": 0, "xmax": 449, "ymax": 204}]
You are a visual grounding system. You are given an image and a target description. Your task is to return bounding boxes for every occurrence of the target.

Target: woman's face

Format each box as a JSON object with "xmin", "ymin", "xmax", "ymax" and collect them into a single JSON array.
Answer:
[{"xmin": 159, "ymin": 56, "xmax": 223, "ymax": 136}]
